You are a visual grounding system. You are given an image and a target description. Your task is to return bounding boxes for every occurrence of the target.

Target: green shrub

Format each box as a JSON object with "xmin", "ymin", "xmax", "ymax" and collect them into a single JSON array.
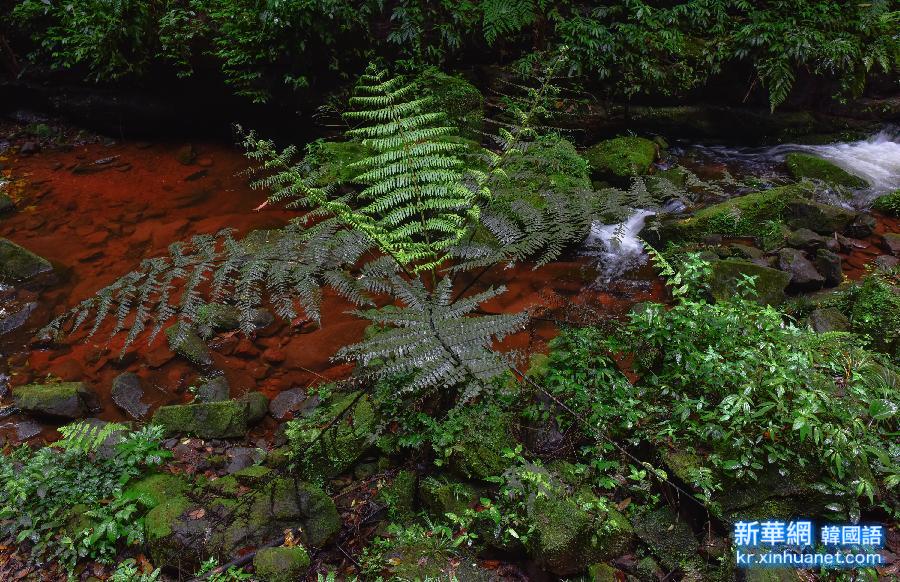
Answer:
[
  {"xmin": 835, "ymin": 268, "xmax": 900, "ymax": 357},
  {"xmin": 0, "ymin": 423, "xmax": 170, "ymax": 570},
  {"xmin": 872, "ymin": 190, "xmax": 900, "ymax": 217}
]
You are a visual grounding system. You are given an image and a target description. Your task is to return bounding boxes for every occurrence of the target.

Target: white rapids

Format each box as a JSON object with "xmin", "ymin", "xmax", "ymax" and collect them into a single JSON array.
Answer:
[{"xmin": 584, "ymin": 209, "xmax": 656, "ymax": 280}]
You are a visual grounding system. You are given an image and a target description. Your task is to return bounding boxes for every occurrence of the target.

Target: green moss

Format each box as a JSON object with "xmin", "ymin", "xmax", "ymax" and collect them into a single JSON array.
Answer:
[
  {"xmin": 709, "ymin": 259, "xmax": 792, "ymax": 306},
  {"xmin": 0, "ymin": 237, "xmax": 53, "ymax": 282},
  {"xmin": 663, "ymin": 183, "xmax": 813, "ymax": 242},
  {"xmin": 785, "ymin": 153, "xmax": 868, "ymax": 188},
  {"xmin": 377, "ymin": 470, "xmax": 417, "ymax": 521},
  {"xmin": 584, "ymin": 136, "xmax": 657, "ymax": 179},
  {"xmin": 587, "ymin": 563, "xmax": 619, "ymax": 582},
  {"xmin": 253, "ymin": 546, "xmax": 310, "ymax": 582},
  {"xmin": 872, "ymin": 189, "xmax": 900, "ymax": 217},
  {"xmin": 416, "ymin": 68, "xmax": 484, "ymax": 137},
  {"xmin": 124, "ymin": 473, "xmax": 190, "ymax": 508},
  {"xmin": 305, "ymin": 139, "xmax": 373, "ymax": 186},
  {"xmin": 145, "ymin": 496, "xmax": 191, "ymax": 542},
  {"xmin": 632, "ymin": 507, "xmax": 699, "ymax": 571},
  {"xmin": 152, "ymin": 400, "xmax": 249, "ymax": 438},
  {"xmin": 447, "ymin": 405, "xmax": 516, "ymax": 481},
  {"xmin": 418, "ymin": 475, "xmax": 478, "ymax": 519},
  {"xmin": 12, "ymin": 382, "xmax": 94, "ymax": 418}
]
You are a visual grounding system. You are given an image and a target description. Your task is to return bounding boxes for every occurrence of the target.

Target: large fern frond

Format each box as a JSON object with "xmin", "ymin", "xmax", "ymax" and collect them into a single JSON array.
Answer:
[{"xmin": 57, "ymin": 421, "xmax": 128, "ymax": 453}]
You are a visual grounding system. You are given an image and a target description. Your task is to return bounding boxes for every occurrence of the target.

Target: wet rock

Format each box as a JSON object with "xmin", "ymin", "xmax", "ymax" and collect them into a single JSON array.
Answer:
[
  {"xmin": 13, "ymin": 381, "xmax": 99, "ymax": 418},
  {"xmin": 785, "ymin": 153, "xmax": 868, "ymax": 188},
  {"xmin": 194, "ymin": 375, "xmax": 229, "ymax": 403},
  {"xmin": 269, "ymin": 388, "xmax": 307, "ymax": 420},
  {"xmin": 0, "ymin": 301, "xmax": 36, "ymax": 335},
  {"xmin": 632, "ymin": 507, "xmax": 700, "ymax": 572},
  {"xmin": 875, "ymin": 255, "xmax": 899, "ymax": 270},
  {"xmin": 0, "ymin": 238, "xmax": 53, "ymax": 282},
  {"xmin": 19, "ymin": 141, "xmax": 40, "ymax": 155},
  {"xmin": 195, "ymin": 302, "xmax": 241, "ymax": 337},
  {"xmin": 243, "ymin": 391, "xmax": 269, "ymax": 424},
  {"xmin": 0, "ymin": 193, "xmax": 14, "ymax": 214},
  {"xmin": 835, "ymin": 233, "xmax": 868, "ymax": 252},
  {"xmin": 778, "ymin": 248, "xmax": 825, "ymax": 291},
  {"xmin": 225, "ymin": 446, "xmax": 265, "ymax": 473},
  {"xmin": 786, "ymin": 228, "xmax": 829, "ymax": 251},
  {"xmin": 152, "ymin": 400, "xmax": 253, "ymax": 439},
  {"xmin": 785, "ymin": 200, "xmax": 857, "ymax": 234},
  {"xmin": 708, "ymin": 259, "xmax": 791, "ymax": 305},
  {"xmin": 250, "ymin": 308, "xmax": 276, "ymax": 331},
  {"xmin": 882, "ymin": 232, "xmax": 900, "ymax": 256},
  {"xmin": 253, "ymin": 546, "xmax": 310, "ymax": 582},
  {"xmin": 166, "ymin": 322, "xmax": 213, "ymax": 367},
  {"xmin": 807, "ymin": 307, "xmax": 851, "ymax": 333},
  {"xmin": 14, "ymin": 420, "xmax": 42, "ymax": 440},
  {"xmin": 815, "ymin": 248, "xmax": 842, "ymax": 286},
  {"xmin": 845, "ymin": 213, "xmax": 877, "ymax": 238},
  {"xmin": 729, "ymin": 243, "xmax": 765, "ymax": 260},
  {"xmin": 146, "ymin": 470, "xmax": 338, "ymax": 569},
  {"xmin": 584, "ymin": 136, "xmax": 657, "ymax": 181},
  {"xmin": 111, "ymin": 372, "xmax": 150, "ymax": 419},
  {"xmin": 291, "ymin": 392, "xmax": 375, "ymax": 479}
]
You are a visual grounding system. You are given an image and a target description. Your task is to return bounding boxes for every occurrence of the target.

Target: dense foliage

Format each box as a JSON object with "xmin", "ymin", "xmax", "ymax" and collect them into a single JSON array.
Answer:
[
  {"xmin": 0, "ymin": 422, "xmax": 169, "ymax": 570},
  {"xmin": 6, "ymin": 0, "xmax": 898, "ymax": 107}
]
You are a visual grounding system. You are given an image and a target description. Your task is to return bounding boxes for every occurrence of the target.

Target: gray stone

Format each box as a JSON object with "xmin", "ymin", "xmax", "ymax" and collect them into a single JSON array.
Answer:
[
  {"xmin": 786, "ymin": 228, "xmax": 829, "ymax": 250},
  {"xmin": 815, "ymin": 248, "xmax": 842, "ymax": 286},
  {"xmin": 807, "ymin": 308, "xmax": 851, "ymax": 333},
  {"xmin": 778, "ymin": 248, "xmax": 825, "ymax": 291},
  {"xmin": 874, "ymin": 255, "xmax": 899, "ymax": 270},
  {"xmin": 269, "ymin": 388, "xmax": 307, "ymax": 420},
  {"xmin": 13, "ymin": 382, "xmax": 99, "ymax": 418},
  {"xmin": 785, "ymin": 200, "xmax": 857, "ymax": 234},
  {"xmin": 0, "ymin": 301, "xmax": 36, "ymax": 335},
  {"xmin": 194, "ymin": 376, "xmax": 229, "ymax": 403},
  {"xmin": 883, "ymin": 233, "xmax": 900, "ymax": 256},
  {"xmin": 0, "ymin": 238, "xmax": 53, "ymax": 282},
  {"xmin": 709, "ymin": 260, "xmax": 791, "ymax": 305},
  {"xmin": 846, "ymin": 213, "xmax": 877, "ymax": 238},
  {"xmin": 729, "ymin": 243, "xmax": 765, "ymax": 260},
  {"xmin": 225, "ymin": 446, "xmax": 265, "ymax": 473},
  {"xmin": 111, "ymin": 372, "xmax": 150, "ymax": 419}
]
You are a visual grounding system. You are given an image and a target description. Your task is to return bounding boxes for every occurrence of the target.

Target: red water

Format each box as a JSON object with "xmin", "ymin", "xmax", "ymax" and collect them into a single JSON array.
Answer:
[{"xmin": 1, "ymin": 137, "xmax": 662, "ymax": 442}]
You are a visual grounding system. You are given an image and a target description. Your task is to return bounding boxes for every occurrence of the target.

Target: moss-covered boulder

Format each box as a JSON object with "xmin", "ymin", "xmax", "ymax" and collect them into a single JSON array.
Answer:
[
  {"xmin": 195, "ymin": 303, "xmax": 241, "ymax": 336},
  {"xmin": 146, "ymin": 472, "xmax": 339, "ymax": 569},
  {"xmin": 806, "ymin": 307, "xmax": 851, "ymax": 333},
  {"xmin": 165, "ymin": 322, "xmax": 213, "ymax": 367},
  {"xmin": 446, "ymin": 405, "xmax": 517, "ymax": 481},
  {"xmin": 416, "ymin": 68, "xmax": 484, "ymax": 138},
  {"xmin": 289, "ymin": 391, "xmax": 376, "ymax": 479},
  {"xmin": 784, "ymin": 199, "xmax": 857, "ymax": 234},
  {"xmin": 13, "ymin": 382, "xmax": 99, "ymax": 418},
  {"xmin": 418, "ymin": 475, "xmax": 479, "ymax": 519},
  {"xmin": 587, "ymin": 563, "xmax": 620, "ymax": 582},
  {"xmin": 377, "ymin": 470, "xmax": 417, "ymax": 521},
  {"xmin": 584, "ymin": 136, "xmax": 657, "ymax": 180},
  {"xmin": 654, "ymin": 183, "xmax": 813, "ymax": 243},
  {"xmin": 709, "ymin": 259, "xmax": 791, "ymax": 306},
  {"xmin": 499, "ymin": 134, "xmax": 592, "ymax": 197},
  {"xmin": 0, "ymin": 238, "xmax": 53, "ymax": 282},
  {"xmin": 152, "ymin": 399, "xmax": 252, "ymax": 438},
  {"xmin": 528, "ymin": 489, "xmax": 633, "ymax": 577},
  {"xmin": 632, "ymin": 507, "xmax": 700, "ymax": 572},
  {"xmin": 253, "ymin": 546, "xmax": 310, "ymax": 582},
  {"xmin": 872, "ymin": 189, "xmax": 900, "ymax": 217},
  {"xmin": 785, "ymin": 153, "xmax": 868, "ymax": 188},
  {"xmin": 124, "ymin": 473, "xmax": 191, "ymax": 508}
]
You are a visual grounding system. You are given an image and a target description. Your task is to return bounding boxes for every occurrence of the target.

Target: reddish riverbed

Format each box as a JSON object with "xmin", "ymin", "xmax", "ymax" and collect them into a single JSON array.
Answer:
[{"xmin": 0, "ymin": 135, "xmax": 663, "ymax": 442}]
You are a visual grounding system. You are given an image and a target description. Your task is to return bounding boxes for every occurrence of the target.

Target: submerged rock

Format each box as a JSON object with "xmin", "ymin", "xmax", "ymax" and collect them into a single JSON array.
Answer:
[
  {"xmin": 13, "ymin": 381, "xmax": 99, "ymax": 418},
  {"xmin": 584, "ymin": 136, "xmax": 657, "ymax": 180},
  {"xmin": 194, "ymin": 375, "xmax": 229, "ymax": 403},
  {"xmin": 0, "ymin": 301, "xmax": 36, "ymax": 335},
  {"xmin": 0, "ymin": 193, "xmax": 14, "ymax": 214},
  {"xmin": 111, "ymin": 372, "xmax": 150, "ymax": 419},
  {"xmin": 709, "ymin": 259, "xmax": 791, "ymax": 305},
  {"xmin": 165, "ymin": 322, "xmax": 213, "ymax": 367},
  {"xmin": 785, "ymin": 152, "xmax": 868, "ymax": 188},
  {"xmin": 0, "ymin": 238, "xmax": 53, "ymax": 282}
]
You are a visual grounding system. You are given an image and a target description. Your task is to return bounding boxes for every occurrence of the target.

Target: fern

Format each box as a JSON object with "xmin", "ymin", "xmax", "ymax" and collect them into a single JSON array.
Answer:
[
  {"xmin": 338, "ymin": 274, "xmax": 527, "ymax": 402},
  {"xmin": 57, "ymin": 421, "xmax": 128, "ymax": 453}
]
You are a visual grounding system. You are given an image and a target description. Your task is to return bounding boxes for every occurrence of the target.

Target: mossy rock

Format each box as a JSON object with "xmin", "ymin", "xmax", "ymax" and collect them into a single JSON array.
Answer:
[
  {"xmin": 0, "ymin": 238, "xmax": 53, "ymax": 282},
  {"xmin": 377, "ymin": 470, "xmax": 417, "ymax": 521},
  {"xmin": 657, "ymin": 183, "xmax": 813, "ymax": 243},
  {"xmin": 0, "ymin": 193, "xmax": 14, "ymax": 214},
  {"xmin": 587, "ymin": 563, "xmax": 620, "ymax": 582},
  {"xmin": 144, "ymin": 496, "xmax": 193, "ymax": 560},
  {"xmin": 784, "ymin": 199, "xmax": 857, "ymax": 234},
  {"xmin": 290, "ymin": 391, "xmax": 376, "ymax": 479},
  {"xmin": 785, "ymin": 153, "xmax": 868, "ymax": 188},
  {"xmin": 872, "ymin": 189, "xmax": 900, "ymax": 217},
  {"xmin": 124, "ymin": 473, "xmax": 191, "ymax": 508},
  {"xmin": 13, "ymin": 381, "xmax": 98, "ymax": 418},
  {"xmin": 416, "ymin": 68, "xmax": 484, "ymax": 138},
  {"xmin": 196, "ymin": 303, "xmax": 241, "ymax": 335},
  {"xmin": 253, "ymin": 546, "xmax": 310, "ymax": 582},
  {"xmin": 165, "ymin": 322, "xmax": 213, "ymax": 367},
  {"xmin": 708, "ymin": 259, "xmax": 792, "ymax": 306},
  {"xmin": 152, "ymin": 400, "xmax": 250, "ymax": 438},
  {"xmin": 418, "ymin": 475, "xmax": 479, "ymax": 519},
  {"xmin": 584, "ymin": 136, "xmax": 657, "ymax": 180},
  {"xmin": 499, "ymin": 134, "xmax": 592, "ymax": 197},
  {"xmin": 632, "ymin": 507, "xmax": 700, "ymax": 572},
  {"xmin": 447, "ymin": 405, "xmax": 516, "ymax": 481},
  {"xmin": 528, "ymin": 489, "xmax": 633, "ymax": 577}
]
